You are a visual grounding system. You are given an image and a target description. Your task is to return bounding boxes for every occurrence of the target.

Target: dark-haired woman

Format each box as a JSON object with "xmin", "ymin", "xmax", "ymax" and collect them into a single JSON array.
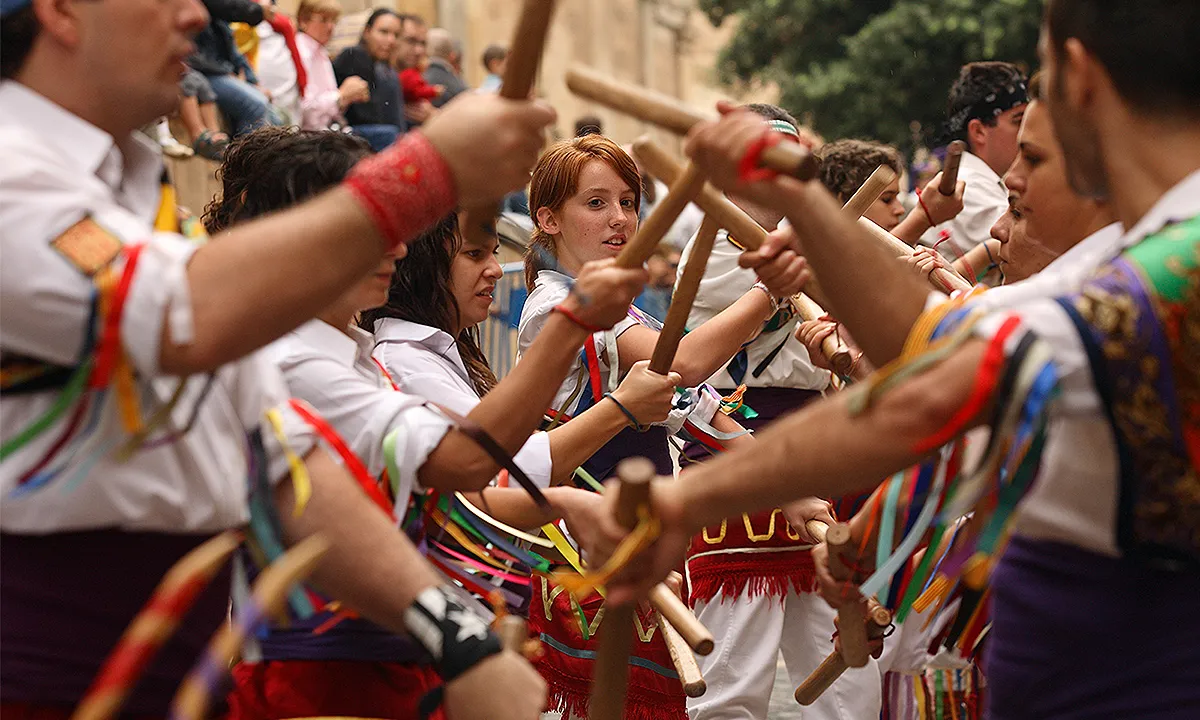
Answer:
[
  {"xmin": 332, "ymin": 8, "xmax": 405, "ymax": 150},
  {"xmin": 367, "ymin": 213, "xmax": 676, "ymax": 491},
  {"xmin": 207, "ymin": 127, "xmax": 655, "ymax": 720}
]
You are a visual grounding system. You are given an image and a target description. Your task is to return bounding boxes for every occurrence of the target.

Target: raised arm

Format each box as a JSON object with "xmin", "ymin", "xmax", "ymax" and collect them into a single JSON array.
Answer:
[
  {"xmin": 684, "ymin": 109, "xmax": 932, "ymax": 365},
  {"xmin": 593, "ymin": 338, "xmax": 989, "ymax": 604}
]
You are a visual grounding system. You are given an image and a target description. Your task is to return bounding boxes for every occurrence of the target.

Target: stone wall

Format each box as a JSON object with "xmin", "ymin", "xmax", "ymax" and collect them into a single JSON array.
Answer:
[{"xmin": 172, "ymin": 0, "xmax": 779, "ymax": 214}]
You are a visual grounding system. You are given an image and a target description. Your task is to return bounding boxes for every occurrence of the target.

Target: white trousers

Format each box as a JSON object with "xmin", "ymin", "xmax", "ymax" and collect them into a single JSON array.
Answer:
[{"xmin": 688, "ymin": 589, "xmax": 882, "ymax": 720}]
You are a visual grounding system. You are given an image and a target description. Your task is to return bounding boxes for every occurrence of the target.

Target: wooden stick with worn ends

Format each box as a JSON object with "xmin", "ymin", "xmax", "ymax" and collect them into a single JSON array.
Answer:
[
  {"xmin": 805, "ymin": 519, "xmax": 830, "ymax": 545},
  {"xmin": 939, "ymin": 140, "xmax": 967, "ymax": 196},
  {"xmin": 658, "ymin": 613, "xmax": 707, "ymax": 697},
  {"xmin": 615, "ymin": 162, "xmax": 706, "ymax": 270},
  {"xmin": 649, "ymin": 216, "xmax": 720, "ymax": 373},
  {"xmin": 824, "ymin": 523, "xmax": 871, "ymax": 668},
  {"xmin": 858, "ymin": 218, "xmax": 973, "ymax": 294},
  {"xmin": 566, "ymin": 65, "xmax": 818, "ymax": 181},
  {"xmin": 648, "ymin": 584, "xmax": 714, "ymax": 656},
  {"xmin": 589, "ymin": 458, "xmax": 656, "ymax": 720},
  {"xmin": 629, "ymin": 138, "xmax": 856, "ymax": 376},
  {"xmin": 842, "ymin": 166, "xmax": 898, "ymax": 220},
  {"xmin": 169, "ymin": 535, "xmax": 331, "ymax": 720},
  {"xmin": 460, "ymin": 0, "xmax": 558, "ymax": 247},
  {"xmin": 794, "ymin": 603, "xmax": 891, "ymax": 705}
]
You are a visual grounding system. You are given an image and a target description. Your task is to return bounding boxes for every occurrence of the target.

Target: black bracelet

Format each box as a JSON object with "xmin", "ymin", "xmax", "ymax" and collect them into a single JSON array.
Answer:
[
  {"xmin": 603, "ymin": 392, "xmax": 648, "ymax": 431},
  {"xmin": 409, "ymin": 586, "xmax": 504, "ymax": 719}
]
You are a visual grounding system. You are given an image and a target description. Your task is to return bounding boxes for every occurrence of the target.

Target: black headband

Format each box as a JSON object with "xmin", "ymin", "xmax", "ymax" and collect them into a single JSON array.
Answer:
[{"xmin": 944, "ymin": 81, "xmax": 1029, "ymax": 140}]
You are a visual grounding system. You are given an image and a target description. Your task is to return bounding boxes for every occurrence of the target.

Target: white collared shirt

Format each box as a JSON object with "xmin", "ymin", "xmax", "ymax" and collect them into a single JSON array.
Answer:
[
  {"xmin": 677, "ymin": 228, "xmax": 831, "ymax": 391},
  {"xmin": 268, "ymin": 320, "xmax": 453, "ymax": 508},
  {"xmin": 0, "ymin": 81, "xmax": 310, "ymax": 533},
  {"xmin": 370, "ymin": 318, "xmax": 553, "ymax": 488},
  {"xmin": 967, "ymin": 171, "xmax": 1200, "ymax": 556},
  {"xmin": 517, "ymin": 270, "xmax": 641, "ymax": 418},
  {"xmin": 920, "ymin": 151, "xmax": 1009, "ymax": 258}
]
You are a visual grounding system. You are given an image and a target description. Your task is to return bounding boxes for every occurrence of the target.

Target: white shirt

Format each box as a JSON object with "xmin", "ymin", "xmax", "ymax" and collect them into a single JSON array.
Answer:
[
  {"xmin": 677, "ymin": 229, "xmax": 831, "ymax": 391},
  {"xmin": 268, "ymin": 320, "xmax": 453, "ymax": 510},
  {"xmin": 968, "ymin": 170, "xmax": 1200, "ymax": 557},
  {"xmin": 371, "ymin": 318, "xmax": 553, "ymax": 488},
  {"xmin": 256, "ymin": 22, "xmax": 301, "ymax": 124},
  {"xmin": 921, "ymin": 151, "xmax": 1009, "ymax": 259},
  {"xmin": 296, "ymin": 31, "xmax": 342, "ymax": 130},
  {"xmin": 517, "ymin": 270, "xmax": 641, "ymax": 418},
  {"xmin": 0, "ymin": 81, "xmax": 310, "ymax": 533}
]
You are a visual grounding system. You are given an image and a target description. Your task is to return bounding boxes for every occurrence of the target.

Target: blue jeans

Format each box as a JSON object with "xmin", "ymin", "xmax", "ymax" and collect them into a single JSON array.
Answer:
[
  {"xmin": 350, "ymin": 124, "xmax": 401, "ymax": 152},
  {"xmin": 208, "ymin": 74, "xmax": 281, "ymax": 136}
]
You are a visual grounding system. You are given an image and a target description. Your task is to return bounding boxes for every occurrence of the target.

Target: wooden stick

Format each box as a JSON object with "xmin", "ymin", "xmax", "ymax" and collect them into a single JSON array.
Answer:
[
  {"xmin": 615, "ymin": 162, "xmax": 706, "ymax": 269},
  {"xmin": 647, "ymin": 585, "xmax": 715, "ymax": 656},
  {"xmin": 938, "ymin": 140, "xmax": 966, "ymax": 196},
  {"xmin": 496, "ymin": 614, "xmax": 530, "ymax": 651},
  {"xmin": 824, "ymin": 523, "xmax": 871, "ymax": 668},
  {"xmin": 73, "ymin": 532, "xmax": 242, "ymax": 720},
  {"xmin": 648, "ymin": 216, "xmax": 719, "ymax": 374},
  {"xmin": 460, "ymin": 0, "xmax": 558, "ymax": 247},
  {"xmin": 842, "ymin": 165, "xmax": 898, "ymax": 220},
  {"xmin": 658, "ymin": 613, "xmax": 707, "ymax": 697},
  {"xmin": 567, "ymin": 65, "xmax": 817, "ymax": 181},
  {"xmin": 857, "ymin": 217, "xmax": 972, "ymax": 294},
  {"xmin": 631, "ymin": 138, "xmax": 855, "ymax": 375},
  {"xmin": 589, "ymin": 458, "xmax": 655, "ymax": 720},
  {"xmin": 794, "ymin": 603, "xmax": 891, "ymax": 705},
  {"xmin": 805, "ymin": 519, "xmax": 829, "ymax": 545},
  {"xmin": 169, "ymin": 535, "xmax": 331, "ymax": 720}
]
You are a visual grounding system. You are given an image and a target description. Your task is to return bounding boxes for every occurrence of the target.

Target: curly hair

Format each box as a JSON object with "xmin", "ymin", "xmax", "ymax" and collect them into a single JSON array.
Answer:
[
  {"xmin": 203, "ymin": 126, "xmax": 371, "ymax": 234},
  {"xmin": 946, "ymin": 61, "xmax": 1028, "ymax": 144},
  {"xmin": 815, "ymin": 139, "xmax": 905, "ymax": 204},
  {"xmin": 359, "ymin": 213, "xmax": 499, "ymax": 397}
]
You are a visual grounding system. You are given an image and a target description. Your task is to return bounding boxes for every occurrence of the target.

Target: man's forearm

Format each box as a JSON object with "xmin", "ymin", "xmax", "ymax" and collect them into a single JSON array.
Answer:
[
  {"xmin": 169, "ymin": 189, "xmax": 387, "ymax": 375},
  {"xmin": 278, "ymin": 447, "xmax": 441, "ymax": 634},
  {"xmin": 677, "ymin": 340, "xmax": 986, "ymax": 532},
  {"xmin": 776, "ymin": 179, "xmax": 932, "ymax": 365}
]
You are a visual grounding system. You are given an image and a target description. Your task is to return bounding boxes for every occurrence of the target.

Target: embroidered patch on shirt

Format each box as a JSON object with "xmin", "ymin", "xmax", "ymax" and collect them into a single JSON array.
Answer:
[{"xmin": 51, "ymin": 217, "xmax": 122, "ymax": 276}]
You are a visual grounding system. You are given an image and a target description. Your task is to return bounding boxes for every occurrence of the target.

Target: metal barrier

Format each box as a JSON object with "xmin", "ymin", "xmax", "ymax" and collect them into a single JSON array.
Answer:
[{"xmin": 479, "ymin": 262, "xmax": 528, "ymax": 379}]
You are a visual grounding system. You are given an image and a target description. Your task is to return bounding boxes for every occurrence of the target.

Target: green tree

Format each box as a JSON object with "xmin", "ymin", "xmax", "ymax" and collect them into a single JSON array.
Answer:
[{"xmin": 700, "ymin": 0, "xmax": 1042, "ymax": 151}]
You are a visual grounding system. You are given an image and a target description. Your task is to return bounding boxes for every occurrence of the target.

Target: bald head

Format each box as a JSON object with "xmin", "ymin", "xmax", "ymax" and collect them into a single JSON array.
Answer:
[{"xmin": 427, "ymin": 27, "xmax": 461, "ymax": 63}]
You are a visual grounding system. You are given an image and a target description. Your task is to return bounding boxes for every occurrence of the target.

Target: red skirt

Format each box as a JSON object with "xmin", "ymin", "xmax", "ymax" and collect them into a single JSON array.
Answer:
[{"xmin": 226, "ymin": 659, "xmax": 446, "ymax": 720}]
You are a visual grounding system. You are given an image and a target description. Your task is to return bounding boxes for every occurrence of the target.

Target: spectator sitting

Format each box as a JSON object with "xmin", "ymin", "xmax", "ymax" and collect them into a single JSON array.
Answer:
[
  {"xmin": 294, "ymin": 0, "xmax": 368, "ymax": 132},
  {"xmin": 253, "ymin": 5, "xmax": 308, "ymax": 124},
  {"xmin": 332, "ymin": 8, "xmax": 405, "ymax": 150},
  {"xmin": 479, "ymin": 44, "xmax": 506, "ymax": 93},
  {"xmin": 425, "ymin": 27, "xmax": 467, "ymax": 108},
  {"xmin": 188, "ymin": 0, "xmax": 283, "ymax": 136},
  {"xmin": 178, "ymin": 68, "xmax": 232, "ymax": 159},
  {"xmin": 394, "ymin": 13, "xmax": 436, "ymax": 126}
]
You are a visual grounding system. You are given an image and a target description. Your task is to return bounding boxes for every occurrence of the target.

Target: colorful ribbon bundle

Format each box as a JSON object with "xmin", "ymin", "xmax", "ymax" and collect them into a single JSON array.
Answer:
[{"xmin": 842, "ymin": 293, "xmax": 1059, "ymax": 661}]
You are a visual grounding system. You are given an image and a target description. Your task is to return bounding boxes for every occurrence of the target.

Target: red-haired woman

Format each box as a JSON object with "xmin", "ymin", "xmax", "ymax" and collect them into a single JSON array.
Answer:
[{"xmin": 518, "ymin": 134, "xmax": 811, "ymax": 719}]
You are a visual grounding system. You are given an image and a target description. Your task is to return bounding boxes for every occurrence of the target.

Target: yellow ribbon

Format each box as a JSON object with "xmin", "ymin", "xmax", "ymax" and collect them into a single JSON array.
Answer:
[
  {"xmin": 265, "ymin": 408, "xmax": 311, "ymax": 517},
  {"xmin": 551, "ymin": 507, "xmax": 660, "ymax": 601}
]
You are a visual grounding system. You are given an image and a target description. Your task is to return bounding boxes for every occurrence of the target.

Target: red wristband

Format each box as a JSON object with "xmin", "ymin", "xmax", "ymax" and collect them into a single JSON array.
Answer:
[
  {"xmin": 737, "ymin": 129, "xmax": 800, "ymax": 183},
  {"xmin": 552, "ymin": 304, "xmax": 603, "ymax": 333},
  {"xmin": 915, "ymin": 187, "xmax": 936, "ymax": 227},
  {"xmin": 343, "ymin": 132, "xmax": 458, "ymax": 251}
]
